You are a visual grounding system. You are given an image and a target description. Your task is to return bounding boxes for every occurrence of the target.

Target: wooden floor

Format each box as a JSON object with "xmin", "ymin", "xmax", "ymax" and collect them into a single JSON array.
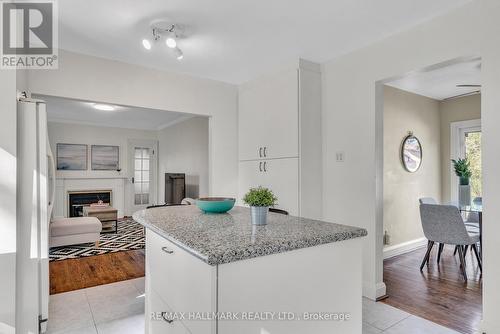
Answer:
[
  {"xmin": 49, "ymin": 249, "xmax": 145, "ymax": 294},
  {"xmin": 382, "ymin": 245, "xmax": 482, "ymax": 334}
]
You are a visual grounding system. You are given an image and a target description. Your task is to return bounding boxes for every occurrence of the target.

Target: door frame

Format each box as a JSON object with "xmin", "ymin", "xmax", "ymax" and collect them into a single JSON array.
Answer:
[
  {"xmin": 127, "ymin": 139, "xmax": 158, "ymax": 215},
  {"xmin": 450, "ymin": 119, "xmax": 481, "ymax": 202}
]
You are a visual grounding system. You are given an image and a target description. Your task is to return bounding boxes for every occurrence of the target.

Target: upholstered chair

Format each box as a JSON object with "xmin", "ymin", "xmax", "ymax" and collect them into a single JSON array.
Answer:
[{"xmin": 419, "ymin": 204, "xmax": 481, "ymax": 281}]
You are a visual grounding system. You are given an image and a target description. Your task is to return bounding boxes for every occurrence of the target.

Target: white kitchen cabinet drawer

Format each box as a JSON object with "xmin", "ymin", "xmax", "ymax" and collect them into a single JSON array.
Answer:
[
  {"xmin": 149, "ymin": 290, "xmax": 191, "ymax": 334},
  {"xmin": 147, "ymin": 230, "xmax": 216, "ymax": 334},
  {"xmin": 238, "ymin": 68, "xmax": 299, "ymax": 161}
]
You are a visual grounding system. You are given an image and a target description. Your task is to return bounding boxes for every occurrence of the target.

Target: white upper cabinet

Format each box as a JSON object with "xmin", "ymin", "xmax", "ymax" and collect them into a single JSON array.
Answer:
[
  {"xmin": 238, "ymin": 68, "xmax": 299, "ymax": 161},
  {"xmin": 238, "ymin": 59, "xmax": 322, "ymax": 219}
]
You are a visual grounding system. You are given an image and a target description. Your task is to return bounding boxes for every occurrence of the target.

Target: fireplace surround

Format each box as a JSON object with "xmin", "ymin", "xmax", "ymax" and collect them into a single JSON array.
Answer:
[{"xmin": 68, "ymin": 190, "xmax": 112, "ymax": 217}]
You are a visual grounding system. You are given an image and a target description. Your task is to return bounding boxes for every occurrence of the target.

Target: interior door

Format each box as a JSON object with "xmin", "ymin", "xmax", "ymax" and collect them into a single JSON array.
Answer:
[{"xmin": 129, "ymin": 140, "xmax": 157, "ymax": 214}]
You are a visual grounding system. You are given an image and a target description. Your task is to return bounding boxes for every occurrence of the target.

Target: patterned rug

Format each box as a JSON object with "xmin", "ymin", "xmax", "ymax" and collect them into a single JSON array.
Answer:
[{"xmin": 49, "ymin": 217, "xmax": 145, "ymax": 261}]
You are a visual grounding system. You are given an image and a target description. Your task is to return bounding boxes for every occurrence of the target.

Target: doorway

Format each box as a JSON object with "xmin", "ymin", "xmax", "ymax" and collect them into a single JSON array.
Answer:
[
  {"xmin": 128, "ymin": 139, "xmax": 158, "ymax": 214},
  {"xmin": 377, "ymin": 57, "xmax": 483, "ymax": 334}
]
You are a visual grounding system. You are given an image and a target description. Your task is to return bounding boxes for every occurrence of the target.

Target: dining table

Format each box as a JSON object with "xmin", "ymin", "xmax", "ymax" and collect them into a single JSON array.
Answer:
[{"xmin": 460, "ymin": 201, "xmax": 483, "ymax": 258}]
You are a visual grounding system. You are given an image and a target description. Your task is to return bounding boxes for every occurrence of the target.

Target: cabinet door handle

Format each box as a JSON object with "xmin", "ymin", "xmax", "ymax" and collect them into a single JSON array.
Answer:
[
  {"xmin": 263, "ymin": 147, "xmax": 267, "ymax": 157},
  {"xmin": 161, "ymin": 312, "xmax": 174, "ymax": 324},
  {"xmin": 259, "ymin": 147, "xmax": 262, "ymax": 158},
  {"xmin": 263, "ymin": 161, "xmax": 267, "ymax": 172},
  {"xmin": 161, "ymin": 246, "xmax": 174, "ymax": 254},
  {"xmin": 259, "ymin": 161, "xmax": 263, "ymax": 172}
]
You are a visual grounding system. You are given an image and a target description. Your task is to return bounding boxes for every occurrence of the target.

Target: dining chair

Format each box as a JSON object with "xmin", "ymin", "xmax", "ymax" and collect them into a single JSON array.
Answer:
[
  {"xmin": 269, "ymin": 208, "xmax": 289, "ymax": 215},
  {"xmin": 419, "ymin": 204, "xmax": 482, "ymax": 281},
  {"xmin": 419, "ymin": 197, "xmax": 437, "ymax": 205},
  {"xmin": 146, "ymin": 203, "xmax": 184, "ymax": 209},
  {"xmin": 419, "ymin": 198, "xmax": 447, "ymax": 263}
]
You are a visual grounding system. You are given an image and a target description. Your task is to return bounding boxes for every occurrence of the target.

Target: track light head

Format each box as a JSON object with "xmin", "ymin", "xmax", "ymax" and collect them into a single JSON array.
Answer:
[
  {"xmin": 142, "ymin": 39, "xmax": 152, "ymax": 50},
  {"xmin": 174, "ymin": 47, "xmax": 183, "ymax": 60},
  {"xmin": 166, "ymin": 37, "xmax": 177, "ymax": 48}
]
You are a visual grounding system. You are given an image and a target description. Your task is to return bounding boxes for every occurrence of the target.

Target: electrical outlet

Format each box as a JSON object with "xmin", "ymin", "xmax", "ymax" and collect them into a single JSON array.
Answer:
[
  {"xmin": 383, "ymin": 231, "xmax": 390, "ymax": 245},
  {"xmin": 336, "ymin": 151, "xmax": 345, "ymax": 162}
]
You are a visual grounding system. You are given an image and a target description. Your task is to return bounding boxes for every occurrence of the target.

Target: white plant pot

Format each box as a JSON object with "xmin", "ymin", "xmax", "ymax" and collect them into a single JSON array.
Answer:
[{"xmin": 459, "ymin": 185, "xmax": 471, "ymax": 207}]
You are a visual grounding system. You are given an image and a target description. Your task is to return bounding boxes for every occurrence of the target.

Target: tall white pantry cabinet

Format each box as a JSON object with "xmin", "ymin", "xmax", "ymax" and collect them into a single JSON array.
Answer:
[{"xmin": 238, "ymin": 59, "xmax": 322, "ymax": 219}]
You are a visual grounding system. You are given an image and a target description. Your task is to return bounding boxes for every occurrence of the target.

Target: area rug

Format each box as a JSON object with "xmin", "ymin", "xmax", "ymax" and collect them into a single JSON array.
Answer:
[{"xmin": 49, "ymin": 217, "xmax": 145, "ymax": 261}]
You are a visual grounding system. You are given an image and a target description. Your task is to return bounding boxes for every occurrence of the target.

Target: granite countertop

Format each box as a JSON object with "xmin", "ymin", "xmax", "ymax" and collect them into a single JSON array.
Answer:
[{"xmin": 133, "ymin": 205, "xmax": 367, "ymax": 266}]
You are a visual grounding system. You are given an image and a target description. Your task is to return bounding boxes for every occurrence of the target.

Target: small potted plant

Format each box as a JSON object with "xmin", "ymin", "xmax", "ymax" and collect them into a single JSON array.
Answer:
[
  {"xmin": 452, "ymin": 158, "xmax": 472, "ymax": 206},
  {"xmin": 452, "ymin": 158, "xmax": 472, "ymax": 185},
  {"xmin": 243, "ymin": 186, "xmax": 277, "ymax": 225}
]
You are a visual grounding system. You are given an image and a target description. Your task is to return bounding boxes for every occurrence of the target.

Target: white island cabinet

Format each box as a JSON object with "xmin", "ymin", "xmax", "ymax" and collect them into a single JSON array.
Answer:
[{"xmin": 135, "ymin": 205, "xmax": 366, "ymax": 334}]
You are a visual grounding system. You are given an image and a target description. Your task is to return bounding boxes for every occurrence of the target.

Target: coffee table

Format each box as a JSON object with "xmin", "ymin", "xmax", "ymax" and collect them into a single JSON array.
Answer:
[{"xmin": 83, "ymin": 206, "xmax": 118, "ymax": 233}]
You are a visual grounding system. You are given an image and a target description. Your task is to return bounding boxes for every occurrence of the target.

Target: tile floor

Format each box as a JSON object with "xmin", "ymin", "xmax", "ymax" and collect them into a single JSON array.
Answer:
[
  {"xmin": 47, "ymin": 278, "xmax": 145, "ymax": 334},
  {"xmin": 47, "ymin": 278, "xmax": 460, "ymax": 334}
]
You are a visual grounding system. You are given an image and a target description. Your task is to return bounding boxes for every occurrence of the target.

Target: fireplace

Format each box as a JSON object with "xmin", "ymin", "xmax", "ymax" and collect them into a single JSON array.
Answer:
[{"xmin": 68, "ymin": 190, "xmax": 112, "ymax": 217}]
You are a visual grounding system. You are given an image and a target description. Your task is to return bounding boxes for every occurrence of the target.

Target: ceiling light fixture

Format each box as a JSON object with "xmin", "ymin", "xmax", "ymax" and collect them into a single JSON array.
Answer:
[
  {"xmin": 93, "ymin": 104, "xmax": 116, "ymax": 111},
  {"xmin": 174, "ymin": 47, "xmax": 183, "ymax": 60},
  {"xmin": 142, "ymin": 23, "xmax": 184, "ymax": 60},
  {"xmin": 165, "ymin": 37, "xmax": 177, "ymax": 49},
  {"xmin": 142, "ymin": 39, "xmax": 152, "ymax": 50}
]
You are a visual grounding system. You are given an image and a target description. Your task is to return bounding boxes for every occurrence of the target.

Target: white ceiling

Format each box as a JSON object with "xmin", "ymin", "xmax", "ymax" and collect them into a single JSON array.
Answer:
[
  {"xmin": 386, "ymin": 58, "xmax": 481, "ymax": 101},
  {"xmin": 36, "ymin": 94, "xmax": 195, "ymax": 130},
  {"xmin": 58, "ymin": 0, "xmax": 473, "ymax": 84}
]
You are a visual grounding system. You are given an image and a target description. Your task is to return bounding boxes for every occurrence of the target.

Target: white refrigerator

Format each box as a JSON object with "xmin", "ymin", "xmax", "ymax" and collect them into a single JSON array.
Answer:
[{"xmin": 16, "ymin": 98, "xmax": 55, "ymax": 333}]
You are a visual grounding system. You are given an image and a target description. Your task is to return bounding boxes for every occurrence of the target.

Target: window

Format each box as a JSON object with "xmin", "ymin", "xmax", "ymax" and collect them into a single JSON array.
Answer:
[
  {"xmin": 134, "ymin": 147, "xmax": 150, "ymax": 205},
  {"xmin": 450, "ymin": 119, "xmax": 481, "ymax": 202},
  {"xmin": 464, "ymin": 131, "xmax": 482, "ymax": 199}
]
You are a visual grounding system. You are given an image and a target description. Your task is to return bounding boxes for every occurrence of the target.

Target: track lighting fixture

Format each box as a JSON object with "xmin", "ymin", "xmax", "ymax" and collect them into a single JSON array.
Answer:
[{"xmin": 142, "ymin": 23, "xmax": 184, "ymax": 60}]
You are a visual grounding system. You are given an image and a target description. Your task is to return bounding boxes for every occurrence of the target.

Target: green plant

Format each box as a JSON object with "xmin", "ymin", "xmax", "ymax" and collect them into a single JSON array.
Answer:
[
  {"xmin": 452, "ymin": 158, "xmax": 472, "ymax": 185},
  {"xmin": 243, "ymin": 186, "xmax": 277, "ymax": 207}
]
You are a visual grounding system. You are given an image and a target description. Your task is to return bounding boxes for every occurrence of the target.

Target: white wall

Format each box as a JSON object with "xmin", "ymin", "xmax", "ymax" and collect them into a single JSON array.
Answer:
[
  {"xmin": 26, "ymin": 50, "xmax": 238, "ymax": 199},
  {"xmin": 47, "ymin": 122, "xmax": 158, "ymax": 217},
  {"xmin": 48, "ymin": 122, "xmax": 158, "ymax": 179},
  {"xmin": 321, "ymin": 1, "xmax": 481, "ymax": 302},
  {"xmin": 0, "ymin": 69, "xmax": 17, "ymax": 333},
  {"xmin": 157, "ymin": 117, "xmax": 209, "ymax": 202},
  {"xmin": 480, "ymin": 0, "xmax": 500, "ymax": 331},
  {"xmin": 322, "ymin": 1, "xmax": 500, "ymax": 331},
  {"xmin": 383, "ymin": 86, "xmax": 441, "ymax": 247}
]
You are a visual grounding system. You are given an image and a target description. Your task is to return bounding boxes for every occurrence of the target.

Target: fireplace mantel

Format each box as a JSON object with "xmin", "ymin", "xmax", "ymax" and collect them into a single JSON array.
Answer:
[{"xmin": 54, "ymin": 177, "xmax": 127, "ymax": 218}]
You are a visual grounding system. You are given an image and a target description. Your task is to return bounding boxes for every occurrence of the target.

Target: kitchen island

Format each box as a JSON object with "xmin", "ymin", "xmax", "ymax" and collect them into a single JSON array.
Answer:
[{"xmin": 133, "ymin": 205, "xmax": 367, "ymax": 334}]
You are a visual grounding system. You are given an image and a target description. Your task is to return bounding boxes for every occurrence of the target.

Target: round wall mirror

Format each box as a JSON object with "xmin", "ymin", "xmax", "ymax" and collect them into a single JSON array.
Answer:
[{"xmin": 401, "ymin": 134, "xmax": 422, "ymax": 173}]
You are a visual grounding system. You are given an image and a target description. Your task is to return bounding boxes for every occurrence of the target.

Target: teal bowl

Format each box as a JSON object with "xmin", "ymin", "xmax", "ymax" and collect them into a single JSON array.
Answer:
[{"xmin": 196, "ymin": 197, "xmax": 235, "ymax": 213}]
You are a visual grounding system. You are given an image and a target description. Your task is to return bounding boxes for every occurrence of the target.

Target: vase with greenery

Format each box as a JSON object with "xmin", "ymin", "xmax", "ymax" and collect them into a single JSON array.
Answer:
[
  {"xmin": 452, "ymin": 158, "xmax": 472, "ymax": 185},
  {"xmin": 243, "ymin": 186, "xmax": 277, "ymax": 225}
]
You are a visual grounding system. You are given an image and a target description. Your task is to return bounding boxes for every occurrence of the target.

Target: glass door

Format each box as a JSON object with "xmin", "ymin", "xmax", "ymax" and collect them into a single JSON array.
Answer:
[{"xmin": 129, "ymin": 140, "xmax": 157, "ymax": 214}]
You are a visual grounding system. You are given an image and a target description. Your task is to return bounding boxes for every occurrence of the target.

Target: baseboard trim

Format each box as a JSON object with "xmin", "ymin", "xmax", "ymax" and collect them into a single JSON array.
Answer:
[
  {"xmin": 383, "ymin": 237, "xmax": 427, "ymax": 260},
  {"xmin": 479, "ymin": 319, "xmax": 500, "ymax": 334},
  {"xmin": 363, "ymin": 281, "xmax": 387, "ymax": 301}
]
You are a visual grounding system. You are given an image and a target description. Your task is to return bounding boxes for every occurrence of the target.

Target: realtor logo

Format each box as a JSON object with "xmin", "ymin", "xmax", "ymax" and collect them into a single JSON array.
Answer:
[{"xmin": 1, "ymin": 0, "xmax": 58, "ymax": 69}]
